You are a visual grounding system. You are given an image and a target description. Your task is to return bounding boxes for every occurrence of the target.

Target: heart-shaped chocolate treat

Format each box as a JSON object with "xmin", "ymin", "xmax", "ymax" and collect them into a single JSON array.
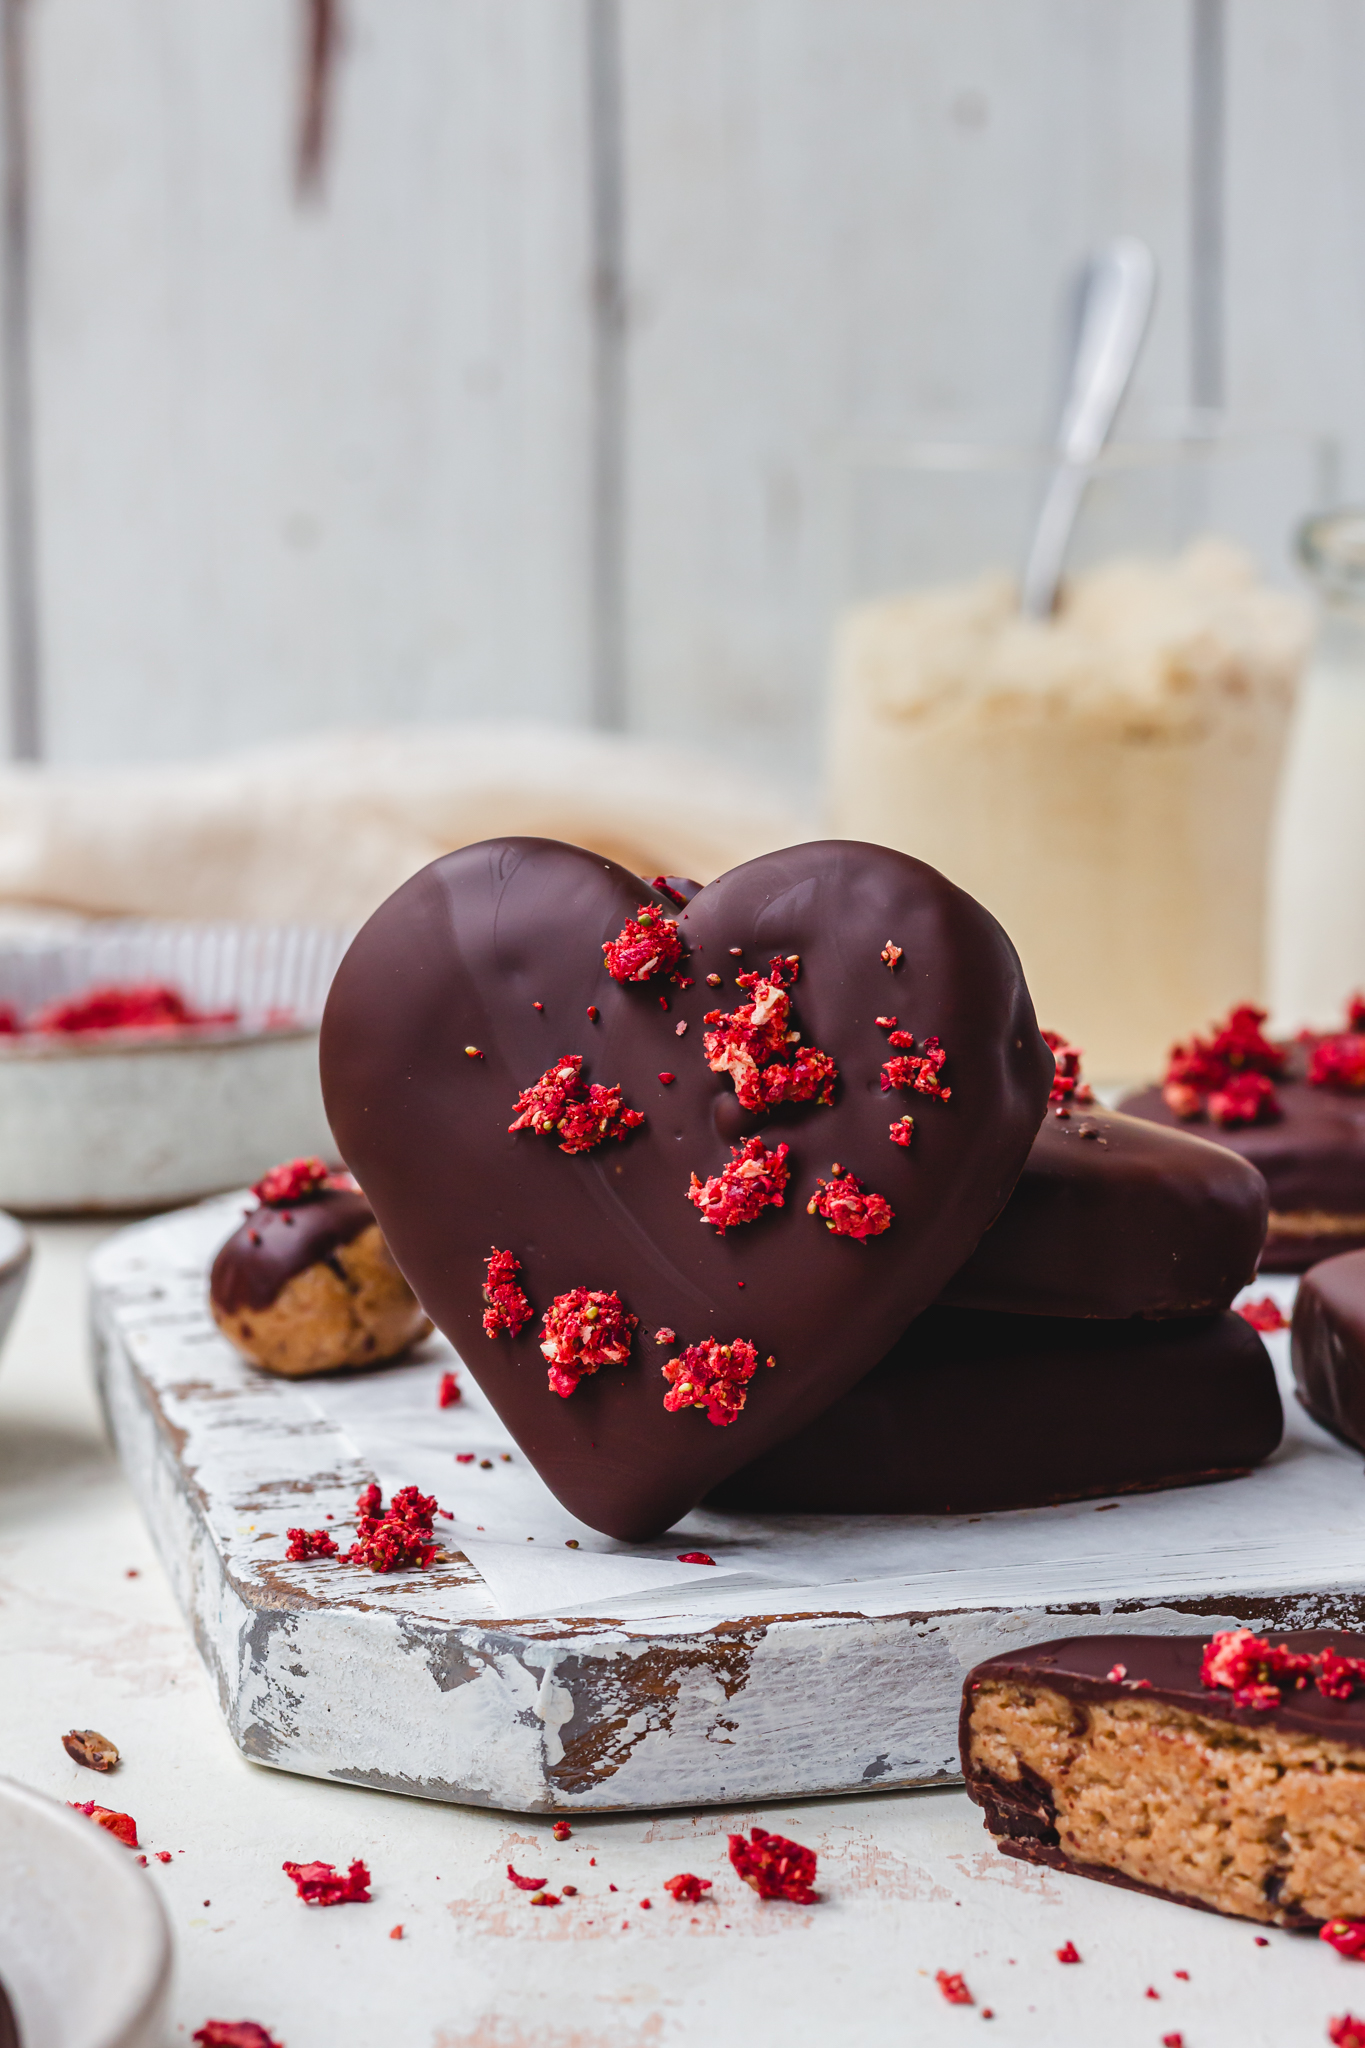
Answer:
[{"xmin": 320, "ymin": 838, "xmax": 1051, "ymax": 1538}]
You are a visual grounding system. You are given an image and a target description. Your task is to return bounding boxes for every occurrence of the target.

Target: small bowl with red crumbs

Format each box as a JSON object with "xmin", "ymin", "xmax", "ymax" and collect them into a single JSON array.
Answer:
[
  {"xmin": 0, "ymin": 920, "xmax": 350, "ymax": 1210},
  {"xmin": 0, "ymin": 1776, "xmax": 171, "ymax": 2045}
]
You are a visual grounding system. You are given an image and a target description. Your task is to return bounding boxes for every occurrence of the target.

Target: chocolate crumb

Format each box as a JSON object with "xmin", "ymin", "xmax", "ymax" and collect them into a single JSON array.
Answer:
[{"xmin": 62, "ymin": 1728, "xmax": 119, "ymax": 1772}]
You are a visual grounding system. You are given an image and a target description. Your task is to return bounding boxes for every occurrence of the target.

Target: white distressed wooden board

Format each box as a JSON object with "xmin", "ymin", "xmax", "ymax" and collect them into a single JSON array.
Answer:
[{"xmin": 91, "ymin": 1198, "xmax": 1365, "ymax": 1815}]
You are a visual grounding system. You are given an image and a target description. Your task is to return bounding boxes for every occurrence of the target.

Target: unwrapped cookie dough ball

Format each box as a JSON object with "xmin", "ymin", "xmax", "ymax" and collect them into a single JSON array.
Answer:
[{"xmin": 210, "ymin": 1157, "xmax": 430, "ymax": 1377}]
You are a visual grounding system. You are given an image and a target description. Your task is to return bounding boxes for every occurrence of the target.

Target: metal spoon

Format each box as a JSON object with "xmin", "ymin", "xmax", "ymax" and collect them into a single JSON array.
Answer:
[{"xmin": 1019, "ymin": 236, "xmax": 1157, "ymax": 618}]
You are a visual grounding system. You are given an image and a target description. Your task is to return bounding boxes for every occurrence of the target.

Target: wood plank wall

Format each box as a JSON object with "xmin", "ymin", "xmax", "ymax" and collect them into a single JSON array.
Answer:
[{"xmin": 3, "ymin": 0, "xmax": 1363, "ymax": 783}]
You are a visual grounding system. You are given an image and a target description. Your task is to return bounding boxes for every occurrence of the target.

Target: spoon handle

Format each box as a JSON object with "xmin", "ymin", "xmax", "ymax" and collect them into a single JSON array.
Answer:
[{"xmin": 1020, "ymin": 237, "xmax": 1157, "ymax": 619}]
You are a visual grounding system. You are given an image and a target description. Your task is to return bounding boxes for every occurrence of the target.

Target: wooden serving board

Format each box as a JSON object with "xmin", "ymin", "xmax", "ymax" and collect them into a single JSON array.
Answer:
[{"xmin": 92, "ymin": 1199, "xmax": 1365, "ymax": 1816}]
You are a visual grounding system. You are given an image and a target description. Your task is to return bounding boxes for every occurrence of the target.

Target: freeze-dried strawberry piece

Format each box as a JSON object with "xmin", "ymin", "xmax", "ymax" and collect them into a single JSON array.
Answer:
[
  {"xmin": 438, "ymin": 1369, "xmax": 462, "ymax": 1406},
  {"xmin": 1199, "ymin": 1628, "xmax": 1319, "ymax": 1709},
  {"xmin": 1042, "ymin": 1029, "xmax": 1094, "ymax": 1118},
  {"xmin": 552, "ymin": 1821, "xmax": 572, "ymax": 1841},
  {"xmin": 1309, "ymin": 1034, "xmax": 1365, "ymax": 1092},
  {"xmin": 806, "ymin": 1167, "xmax": 894, "ymax": 1242},
  {"xmin": 540, "ymin": 1288, "xmax": 637, "ymax": 1398},
  {"xmin": 888, "ymin": 1115, "xmax": 914, "ymax": 1148},
  {"xmin": 1237, "ymin": 1296, "xmax": 1288, "ymax": 1333},
  {"xmin": 1208, "ymin": 1070, "xmax": 1281, "ymax": 1128},
  {"xmin": 703, "ymin": 970, "xmax": 836, "ymax": 1113},
  {"xmin": 1330, "ymin": 2013, "xmax": 1365, "ymax": 2046},
  {"xmin": 1056, "ymin": 1940, "xmax": 1081, "ymax": 1963},
  {"xmin": 252, "ymin": 1157, "xmax": 332, "ymax": 1206},
  {"xmin": 662, "ymin": 1336, "xmax": 773, "ymax": 1427},
  {"xmin": 1324, "ymin": 1923, "xmax": 1365, "ymax": 1961},
  {"xmin": 283, "ymin": 1858, "xmax": 372, "ymax": 1905},
  {"xmin": 508, "ymin": 1055, "xmax": 644, "ymax": 1154},
  {"xmin": 664, "ymin": 1872, "xmax": 712, "ymax": 1903},
  {"xmin": 687, "ymin": 1135, "xmax": 791, "ymax": 1233},
  {"xmin": 344, "ymin": 1483, "xmax": 441, "ymax": 1573},
  {"xmin": 285, "ymin": 1527, "xmax": 339, "ymax": 1562},
  {"xmin": 1162, "ymin": 1004, "xmax": 1285, "ymax": 1118},
  {"xmin": 728, "ymin": 1825, "xmax": 818, "ymax": 1903},
  {"xmin": 68, "ymin": 1800, "xmax": 138, "ymax": 1847},
  {"xmin": 935, "ymin": 1971, "xmax": 973, "ymax": 2006},
  {"xmin": 881, "ymin": 941, "xmax": 902, "ymax": 968},
  {"xmin": 880, "ymin": 1035, "xmax": 951, "ymax": 1103},
  {"xmin": 1315, "ymin": 1647, "xmax": 1365, "ymax": 1700},
  {"xmin": 602, "ymin": 905, "xmax": 684, "ymax": 983},
  {"xmin": 507, "ymin": 1864, "xmax": 547, "ymax": 1891},
  {"xmin": 193, "ymin": 2026, "xmax": 283, "ymax": 2048},
  {"xmin": 36, "ymin": 983, "xmax": 237, "ymax": 1035},
  {"xmin": 482, "ymin": 1248, "xmax": 533, "ymax": 1339}
]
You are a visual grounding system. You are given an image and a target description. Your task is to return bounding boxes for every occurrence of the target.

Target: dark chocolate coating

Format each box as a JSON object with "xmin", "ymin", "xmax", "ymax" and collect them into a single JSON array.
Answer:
[
  {"xmin": 939, "ymin": 1108, "xmax": 1268, "ymax": 1318},
  {"xmin": 1122, "ymin": 1051, "xmax": 1365, "ymax": 1272},
  {"xmin": 210, "ymin": 1187, "xmax": 375, "ymax": 1315},
  {"xmin": 960, "ymin": 1629, "xmax": 1365, "ymax": 1924},
  {"xmin": 1292, "ymin": 1246, "xmax": 1365, "ymax": 1451},
  {"xmin": 319, "ymin": 837, "xmax": 1053, "ymax": 1540},
  {"xmin": 709, "ymin": 1307, "xmax": 1281, "ymax": 1514}
]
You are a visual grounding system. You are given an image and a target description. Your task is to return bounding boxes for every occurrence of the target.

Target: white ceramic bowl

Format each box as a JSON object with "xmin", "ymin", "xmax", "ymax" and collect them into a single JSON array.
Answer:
[
  {"xmin": 0, "ymin": 1779, "xmax": 171, "ymax": 2048},
  {"xmin": 0, "ymin": 922, "xmax": 349, "ymax": 1212}
]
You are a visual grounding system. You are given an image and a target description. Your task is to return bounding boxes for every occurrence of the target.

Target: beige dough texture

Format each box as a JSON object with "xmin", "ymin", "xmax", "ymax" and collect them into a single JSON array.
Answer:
[{"xmin": 211, "ymin": 1221, "xmax": 431, "ymax": 1378}]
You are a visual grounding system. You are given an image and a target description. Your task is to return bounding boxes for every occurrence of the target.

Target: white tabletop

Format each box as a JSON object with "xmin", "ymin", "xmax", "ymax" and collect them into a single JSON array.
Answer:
[{"xmin": 1, "ymin": 1222, "xmax": 1359, "ymax": 2048}]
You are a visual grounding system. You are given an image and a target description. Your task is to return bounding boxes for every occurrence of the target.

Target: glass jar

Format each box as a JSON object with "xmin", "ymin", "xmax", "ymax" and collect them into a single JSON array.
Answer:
[{"xmin": 1267, "ymin": 511, "xmax": 1365, "ymax": 1030}]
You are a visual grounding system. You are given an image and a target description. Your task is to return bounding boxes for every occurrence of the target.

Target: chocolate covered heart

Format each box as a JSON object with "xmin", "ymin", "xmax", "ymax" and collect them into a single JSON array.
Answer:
[{"xmin": 319, "ymin": 837, "xmax": 1052, "ymax": 1539}]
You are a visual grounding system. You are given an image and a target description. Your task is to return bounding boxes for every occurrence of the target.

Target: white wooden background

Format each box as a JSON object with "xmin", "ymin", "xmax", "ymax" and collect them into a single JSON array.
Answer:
[{"xmin": 4, "ymin": 0, "xmax": 1365, "ymax": 785}]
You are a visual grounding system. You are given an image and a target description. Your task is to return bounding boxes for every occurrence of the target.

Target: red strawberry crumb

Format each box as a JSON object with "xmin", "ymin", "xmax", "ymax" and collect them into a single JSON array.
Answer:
[
  {"xmin": 934, "ymin": 1971, "xmax": 972, "ymax": 2006},
  {"xmin": 562, "ymin": 1884, "xmax": 577, "ymax": 1896},
  {"xmin": 136, "ymin": 1853, "xmax": 147, "ymax": 1866},
  {"xmin": 68, "ymin": 1800, "xmax": 138, "ymax": 1848},
  {"xmin": 889, "ymin": 1115, "xmax": 914, "ymax": 1147},
  {"xmin": 464, "ymin": 1045, "xmax": 483, "ymax": 1059},
  {"xmin": 530, "ymin": 1892, "xmax": 560, "ymax": 1907},
  {"xmin": 1311, "ymin": 1033, "xmax": 1365, "ymax": 1091},
  {"xmin": 678, "ymin": 1551, "xmax": 716, "ymax": 1565},
  {"xmin": 553, "ymin": 1820, "xmax": 572, "ymax": 1840},
  {"xmin": 1323, "ymin": 1922, "xmax": 1365, "ymax": 1959},
  {"xmin": 587, "ymin": 1006, "xmax": 598, "ymax": 1021},
  {"xmin": 1056, "ymin": 1941, "xmax": 1081, "ymax": 1963},
  {"xmin": 482, "ymin": 1248, "xmax": 533, "ymax": 1339},
  {"xmin": 609, "ymin": 1883, "xmax": 617, "ymax": 1891},
  {"xmin": 602, "ymin": 906, "xmax": 684, "ymax": 983},
  {"xmin": 1161, "ymin": 2036, "xmax": 1185, "ymax": 2048},
  {"xmin": 1330, "ymin": 2020, "xmax": 1365, "ymax": 2047},
  {"xmin": 193, "ymin": 2026, "xmax": 283, "ymax": 2048},
  {"xmin": 155, "ymin": 1850, "xmax": 172, "ymax": 1863},
  {"xmin": 640, "ymin": 1898, "xmax": 652, "ymax": 1909},
  {"xmin": 664, "ymin": 1873, "xmax": 712, "ymax": 1903},
  {"xmin": 651, "ymin": 877, "xmax": 690, "ymax": 908},
  {"xmin": 875, "ymin": 1016, "xmax": 897, "ymax": 1029},
  {"xmin": 702, "ymin": 964, "xmax": 837, "ymax": 1113},
  {"xmin": 282, "ymin": 1858, "xmax": 371, "ymax": 1905},
  {"xmin": 389, "ymin": 1924, "xmax": 403, "ymax": 1939},
  {"xmin": 659, "ymin": 1072, "xmax": 676, "ymax": 1084},
  {"xmin": 1145, "ymin": 1986, "xmax": 1160, "ymax": 1998},
  {"xmin": 662, "ymin": 1336, "xmax": 774, "ymax": 1426},
  {"xmin": 1202, "ymin": 1629, "xmax": 1365, "ymax": 1710},
  {"xmin": 1106, "ymin": 1664, "xmax": 1127, "ymax": 1683},
  {"xmin": 1042, "ymin": 1029, "xmax": 1095, "ymax": 1117},
  {"xmin": 880, "ymin": 1036, "xmax": 951, "ymax": 1103},
  {"xmin": 533, "ymin": 1001, "xmax": 544, "ymax": 1010},
  {"xmin": 1162, "ymin": 1004, "xmax": 1285, "ymax": 1119},
  {"xmin": 252, "ymin": 1157, "xmax": 332, "ymax": 1206},
  {"xmin": 456, "ymin": 1452, "xmax": 475, "ymax": 1463},
  {"xmin": 540, "ymin": 1288, "xmax": 637, "ymax": 1397},
  {"xmin": 438, "ymin": 1370, "xmax": 462, "ymax": 1407},
  {"xmin": 881, "ymin": 941, "xmax": 902, "ymax": 968},
  {"xmin": 35, "ymin": 983, "xmax": 236, "ymax": 1035},
  {"xmin": 706, "ymin": 974, "xmax": 722, "ymax": 987},
  {"xmin": 509, "ymin": 1055, "xmax": 645, "ymax": 1154},
  {"xmin": 807, "ymin": 1167, "xmax": 894, "ymax": 1242},
  {"xmin": 285, "ymin": 1527, "xmax": 339, "ymax": 1562},
  {"xmin": 654, "ymin": 1326, "xmax": 676, "ymax": 1345},
  {"xmin": 1209, "ymin": 1069, "xmax": 1281, "ymax": 1127},
  {"xmin": 1255, "ymin": 1936, "xmax": 1269, "ymax": 1946},
  {"xmin": 507, "ymin": 1865, "xmax": 546, "ymax": 1890},
  {"xmin": 1237, "ymin": 1296, "xmax": 1288, "ymax": 1333},
  {"xmin": 688, "ymin": 1134, "xmax": 791, "ymax": 1233},
  {"xmin": 344, "ymin": 1484, "xmax": 442, "ymax": 1573},
  {"xmin": 727, "ymin": 1825, "xmax": 818, "ymax": 1903},
  {"xmin": 1174, "ymin": 1970, "xmax": 1189, "ymax": 1980},
  {"xmin": 674, "ymin": 1019, "xmax": 687, "ymax": 1036}
]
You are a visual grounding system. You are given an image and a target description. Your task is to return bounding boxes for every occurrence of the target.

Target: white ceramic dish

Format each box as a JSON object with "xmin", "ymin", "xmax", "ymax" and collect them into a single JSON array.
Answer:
[
  {"xmin": 0, "ymin": 922, "xmax": 349, "ymax": 1212},
  {"xmin": 0, "ymin": 1778, "xmax": 171, "ymax": 2048}
]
